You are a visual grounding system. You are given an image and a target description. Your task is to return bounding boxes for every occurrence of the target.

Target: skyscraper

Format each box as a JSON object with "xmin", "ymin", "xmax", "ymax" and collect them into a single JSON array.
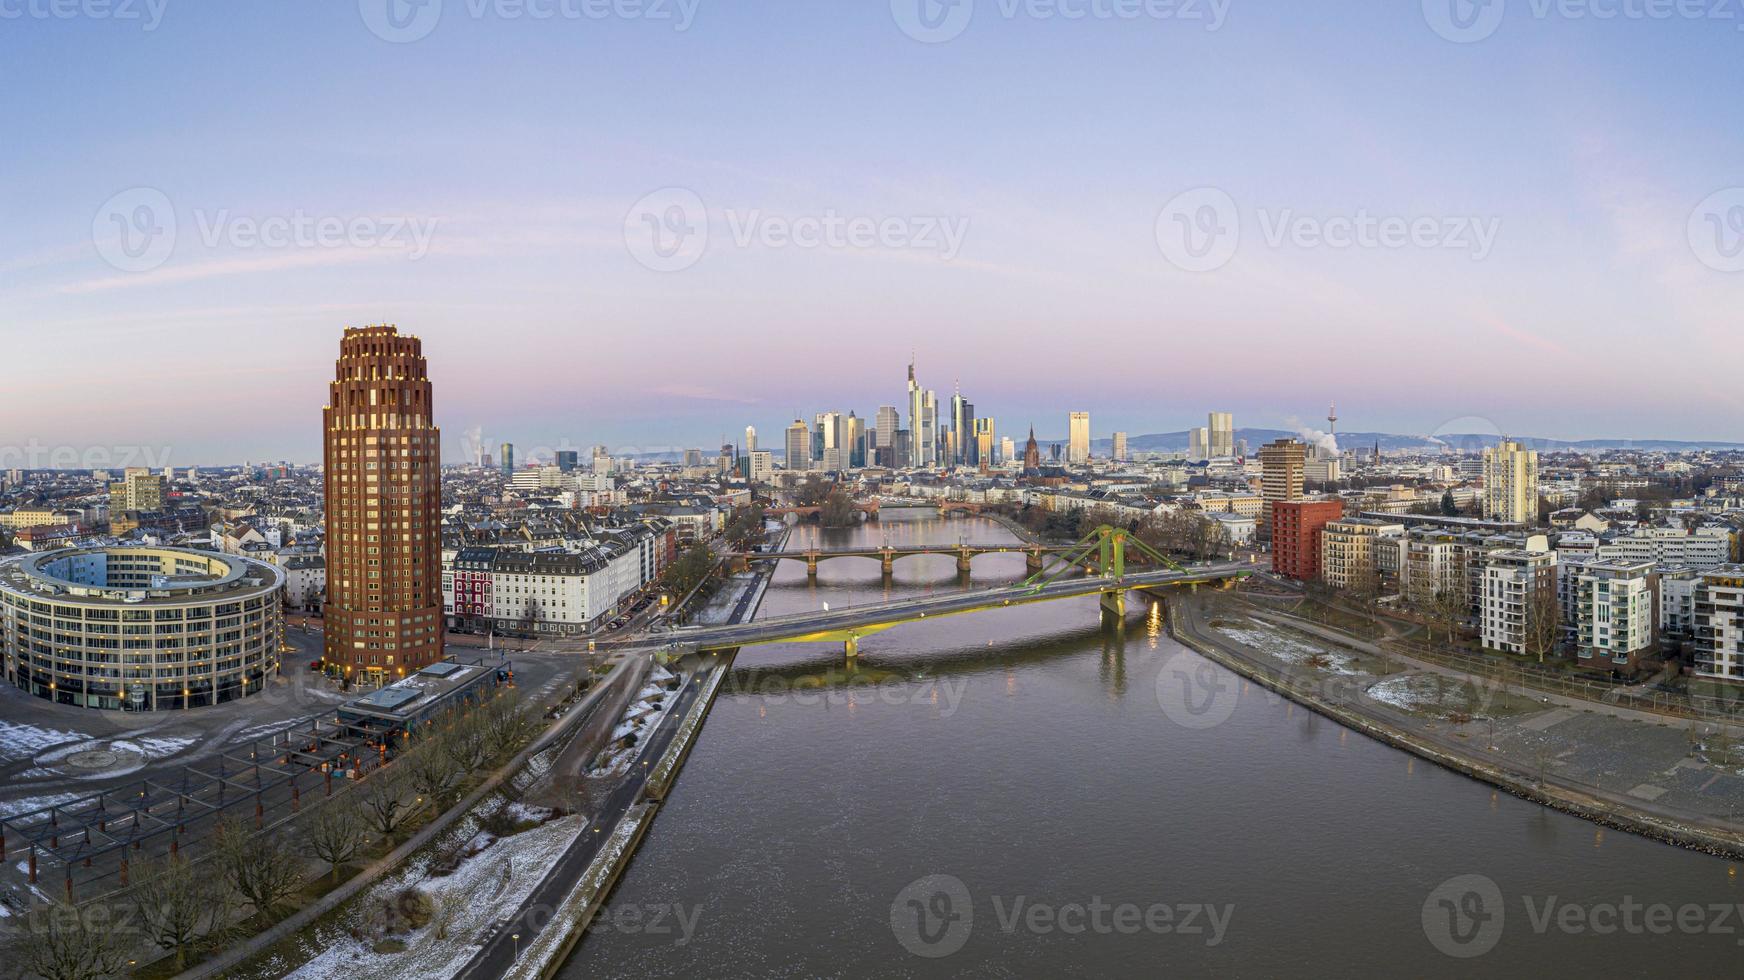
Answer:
[
  {"xmin": 785, "ymin": 419, "xmax": 811, "ymax": 470},
  {"xmin": 846, "ymin": 411, "xmax": 865, "ymax": 469},
  {"xmin": 1068, "ymin": 412, "xmax": 1090, "ymax": 465},
  {"xmin": 500, "ymin": 442, "xmax": 515, "ymax": 478},
  {"xmin": 1483, "ymin": 439, "xmax": 1540, "ymax": 524},
  {"xmin": 906, "ymin": 357, "xmax": 924, "ymax": 468},
  {"xmin": 874, "ymin": 405, "xmax": 899, "ymax": 467},
  {"xmin": 1112, "ymin": 431, "xmax": 1128, "ymax": 463},
  {"xmin": 950, "ymin": 383, "xmax": 971, "ymax": 466},
  {"xmin": 1209, "ymin": 412, "xmax": 1235, "ymax": 458},
  {"xmin": 1188, "ymin": 426, "xmax": 1209, "ymax": 462},
  {"xmin": 323, "ymin": 325, "xmax": 444, "ymax": 685},
  {"xmin": 919, "ymin": 391, "xmax": 939, "ymax": 467},
  {"xmin": 1259, "ymin": 439, "xmax": 1306, "ymax": 505},
  {"xmin": 744, "ymin": 425, "xmax": 757, "ymax": 454}
]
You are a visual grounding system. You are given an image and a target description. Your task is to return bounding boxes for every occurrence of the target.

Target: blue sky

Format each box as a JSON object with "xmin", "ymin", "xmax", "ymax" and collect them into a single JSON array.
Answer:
[{"xmin": 3, "ymin": 0, "xmax": 1742, "ymax": 464}]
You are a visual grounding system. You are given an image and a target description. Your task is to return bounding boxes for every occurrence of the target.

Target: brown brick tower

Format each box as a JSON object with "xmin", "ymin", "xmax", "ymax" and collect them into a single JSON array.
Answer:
[{"xmin": 322, "ymin": 325, "xmax": 444, "ymax": 685}]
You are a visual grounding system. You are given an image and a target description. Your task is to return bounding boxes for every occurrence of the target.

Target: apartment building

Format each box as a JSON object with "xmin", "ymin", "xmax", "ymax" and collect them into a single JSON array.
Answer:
[
  {"xmin": 1575, "ymin": 558, "xmax": 1658, "ymax": 676},
  {"xmin": 1595, "ymin": 525, "xmax": 1733, "ymax": 570},
  {"xmin": 1693, "ymin": 566, "xmax": 1744, "ymax": 684},
  {"xmin": 1320, "ymin": 517, "xmax": 1405, "ymax": 590},
  {"xmin": 1480, "ymin": 549, "xmax": 1558, "ymax": 657},
  {"xmin": 1271, "ymin": 499, "xmax": 1343, "ymax": 581}
]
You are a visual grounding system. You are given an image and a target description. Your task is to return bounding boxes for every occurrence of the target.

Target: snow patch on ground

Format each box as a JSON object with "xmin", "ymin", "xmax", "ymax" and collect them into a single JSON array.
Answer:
[
  {"xmin": 1216, "ymin": 625, "xmax": 1364, "ymax": 675},
  {"xmin": 284, "ymin": 809, "xmax": 586, "ymax": 980},
  {"xmin": 0, "ymin": 792, "xmax": 86, "ymax": 820},
  {"xmin": 1365, "ymin": 673, "xmax": 1499, "ymax": 719},
  {"xmin": 0, "ymin": 721, "xmax": 84, "ymax": 763}
]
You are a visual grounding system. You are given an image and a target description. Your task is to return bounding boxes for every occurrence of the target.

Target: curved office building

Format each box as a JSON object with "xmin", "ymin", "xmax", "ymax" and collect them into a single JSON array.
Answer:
[{"xmin": 0, "ymin": 547, "xmax": 285, "ymax": 711}]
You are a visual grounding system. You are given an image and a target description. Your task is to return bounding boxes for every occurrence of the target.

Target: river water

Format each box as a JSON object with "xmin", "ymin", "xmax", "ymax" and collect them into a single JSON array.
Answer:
[{"xmin": 562, "ymin": 513, "xmax": 1742, "ymax": 977}]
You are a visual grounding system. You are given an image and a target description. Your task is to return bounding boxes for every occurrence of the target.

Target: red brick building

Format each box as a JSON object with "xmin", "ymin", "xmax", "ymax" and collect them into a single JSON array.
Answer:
[
  {"xmin": 323, "ymin": 325, "xmax": 444, "ymax": 685},
  {"xmin": 1271, "ymin": 499, "xmax": 1344, "ymax": 581}
]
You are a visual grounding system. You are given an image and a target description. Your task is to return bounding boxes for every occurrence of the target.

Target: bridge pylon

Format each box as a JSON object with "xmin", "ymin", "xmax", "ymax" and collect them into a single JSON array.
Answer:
[
  {"xmin": 880, "ymin": 548, "xmax": 895, "ymax": 577},
  {"xmin": 805, "ymin": 551, "xmax": 819, "ymax": 577},
  {"xmin": 956, "ymin": 546, "xmax": 974, "ymax": 576}
]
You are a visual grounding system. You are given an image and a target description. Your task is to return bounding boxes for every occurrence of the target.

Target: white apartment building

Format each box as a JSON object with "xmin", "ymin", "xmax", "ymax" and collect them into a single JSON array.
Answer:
[
  {"xmin": 1576, "ymin": 558, "xmax": 1658, "ymax": 675},
  {"xmin": 1594, "ymin": 525, "xmax": 1733, "ymax": 570},
  {"xmin": 1694, "ymin": 566, "xmax": 1744, "ymax": 684},
  {"xmin": 1480, "ymin": 548, "xmax": 1558, "ymax": 657},
  {"xmin": 1659, "ymin": 566, "xmax": 1702, "ymax": 639}
]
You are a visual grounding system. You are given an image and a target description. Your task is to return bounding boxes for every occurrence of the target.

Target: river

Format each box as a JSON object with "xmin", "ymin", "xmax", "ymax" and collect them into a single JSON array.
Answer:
[{"xmin": 561, "ymin": 513, "xmax": 1742, "ymax": 977}]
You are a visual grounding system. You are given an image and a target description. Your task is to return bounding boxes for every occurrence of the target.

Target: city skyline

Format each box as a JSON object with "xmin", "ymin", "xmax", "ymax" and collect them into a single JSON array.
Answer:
[{"xmin": 7, "ymin": 7, "xmax": 1744, "ymax": 460}]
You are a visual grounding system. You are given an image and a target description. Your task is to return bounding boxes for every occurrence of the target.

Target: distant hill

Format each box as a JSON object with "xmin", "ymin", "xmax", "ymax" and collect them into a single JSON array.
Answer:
[{"xmin": 1086, "ymin": 429, "xmax": 1744, "ymax": 454}]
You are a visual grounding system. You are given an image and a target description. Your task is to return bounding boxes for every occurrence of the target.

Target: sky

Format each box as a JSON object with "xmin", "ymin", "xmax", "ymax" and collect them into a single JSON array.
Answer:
[{"xmin": 3, "ymin": 0, "xmax": 1743, "ymax": 466}]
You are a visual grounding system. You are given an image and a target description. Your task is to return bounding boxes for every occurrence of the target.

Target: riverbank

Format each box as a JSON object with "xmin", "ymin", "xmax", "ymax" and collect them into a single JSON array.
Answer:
[
  {"xmin": 1169, "ymin": 594, "xmax": 1744, "ymax": 861},
  {"xmin": 508, "ymin": 656, "xmax": 732, "ymax": 979},
  {"xmin": 466, "ymin": 558, "xmax": 776, "ymax": 978}
]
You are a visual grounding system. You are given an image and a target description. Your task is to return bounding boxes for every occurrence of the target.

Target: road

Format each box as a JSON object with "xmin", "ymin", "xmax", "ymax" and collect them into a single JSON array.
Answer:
[{"xmin": 455, "ymin": 667, "xmax": 707, "ymax": 980}]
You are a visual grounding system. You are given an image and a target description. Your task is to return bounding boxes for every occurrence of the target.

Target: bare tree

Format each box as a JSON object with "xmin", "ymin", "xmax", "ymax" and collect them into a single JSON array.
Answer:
[
  {"xmin": 5, "ymin": 900, "xmax": 129, "ymax": 980},
  {"xmin": 304, "ymin": 800, "xmax": 366, "ymax": 883},
  {"xmin": 482, "ymin": 692, "xmax": 540, "ymax": 762},
  {"xmin": 360, "ymin": 764, "xmax": 412, "ymax": 842},
  {"xmin": 442, "ymin": 709, "xmax": 491, "ymax": 772},
  {"xmin": 1524, "ymin": 572, "xmax": 1562, "ymax": 664},
  {"xmin": 404, "ymin": 735, "xmax": 464, "ymax": 805},
  {"xmin": 214, "ymin": 819, "xmax": 304, "ymax": 920},
  {"xmin": 131, "ymin": 852, "xmax": 221, "ymax": 971}
]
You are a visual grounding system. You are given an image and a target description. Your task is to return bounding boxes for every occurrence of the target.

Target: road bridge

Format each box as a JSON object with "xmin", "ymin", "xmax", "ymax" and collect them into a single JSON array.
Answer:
[{"xmin": 661, "ymin": 527, "xmax": 1252, "ymax": 660}]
